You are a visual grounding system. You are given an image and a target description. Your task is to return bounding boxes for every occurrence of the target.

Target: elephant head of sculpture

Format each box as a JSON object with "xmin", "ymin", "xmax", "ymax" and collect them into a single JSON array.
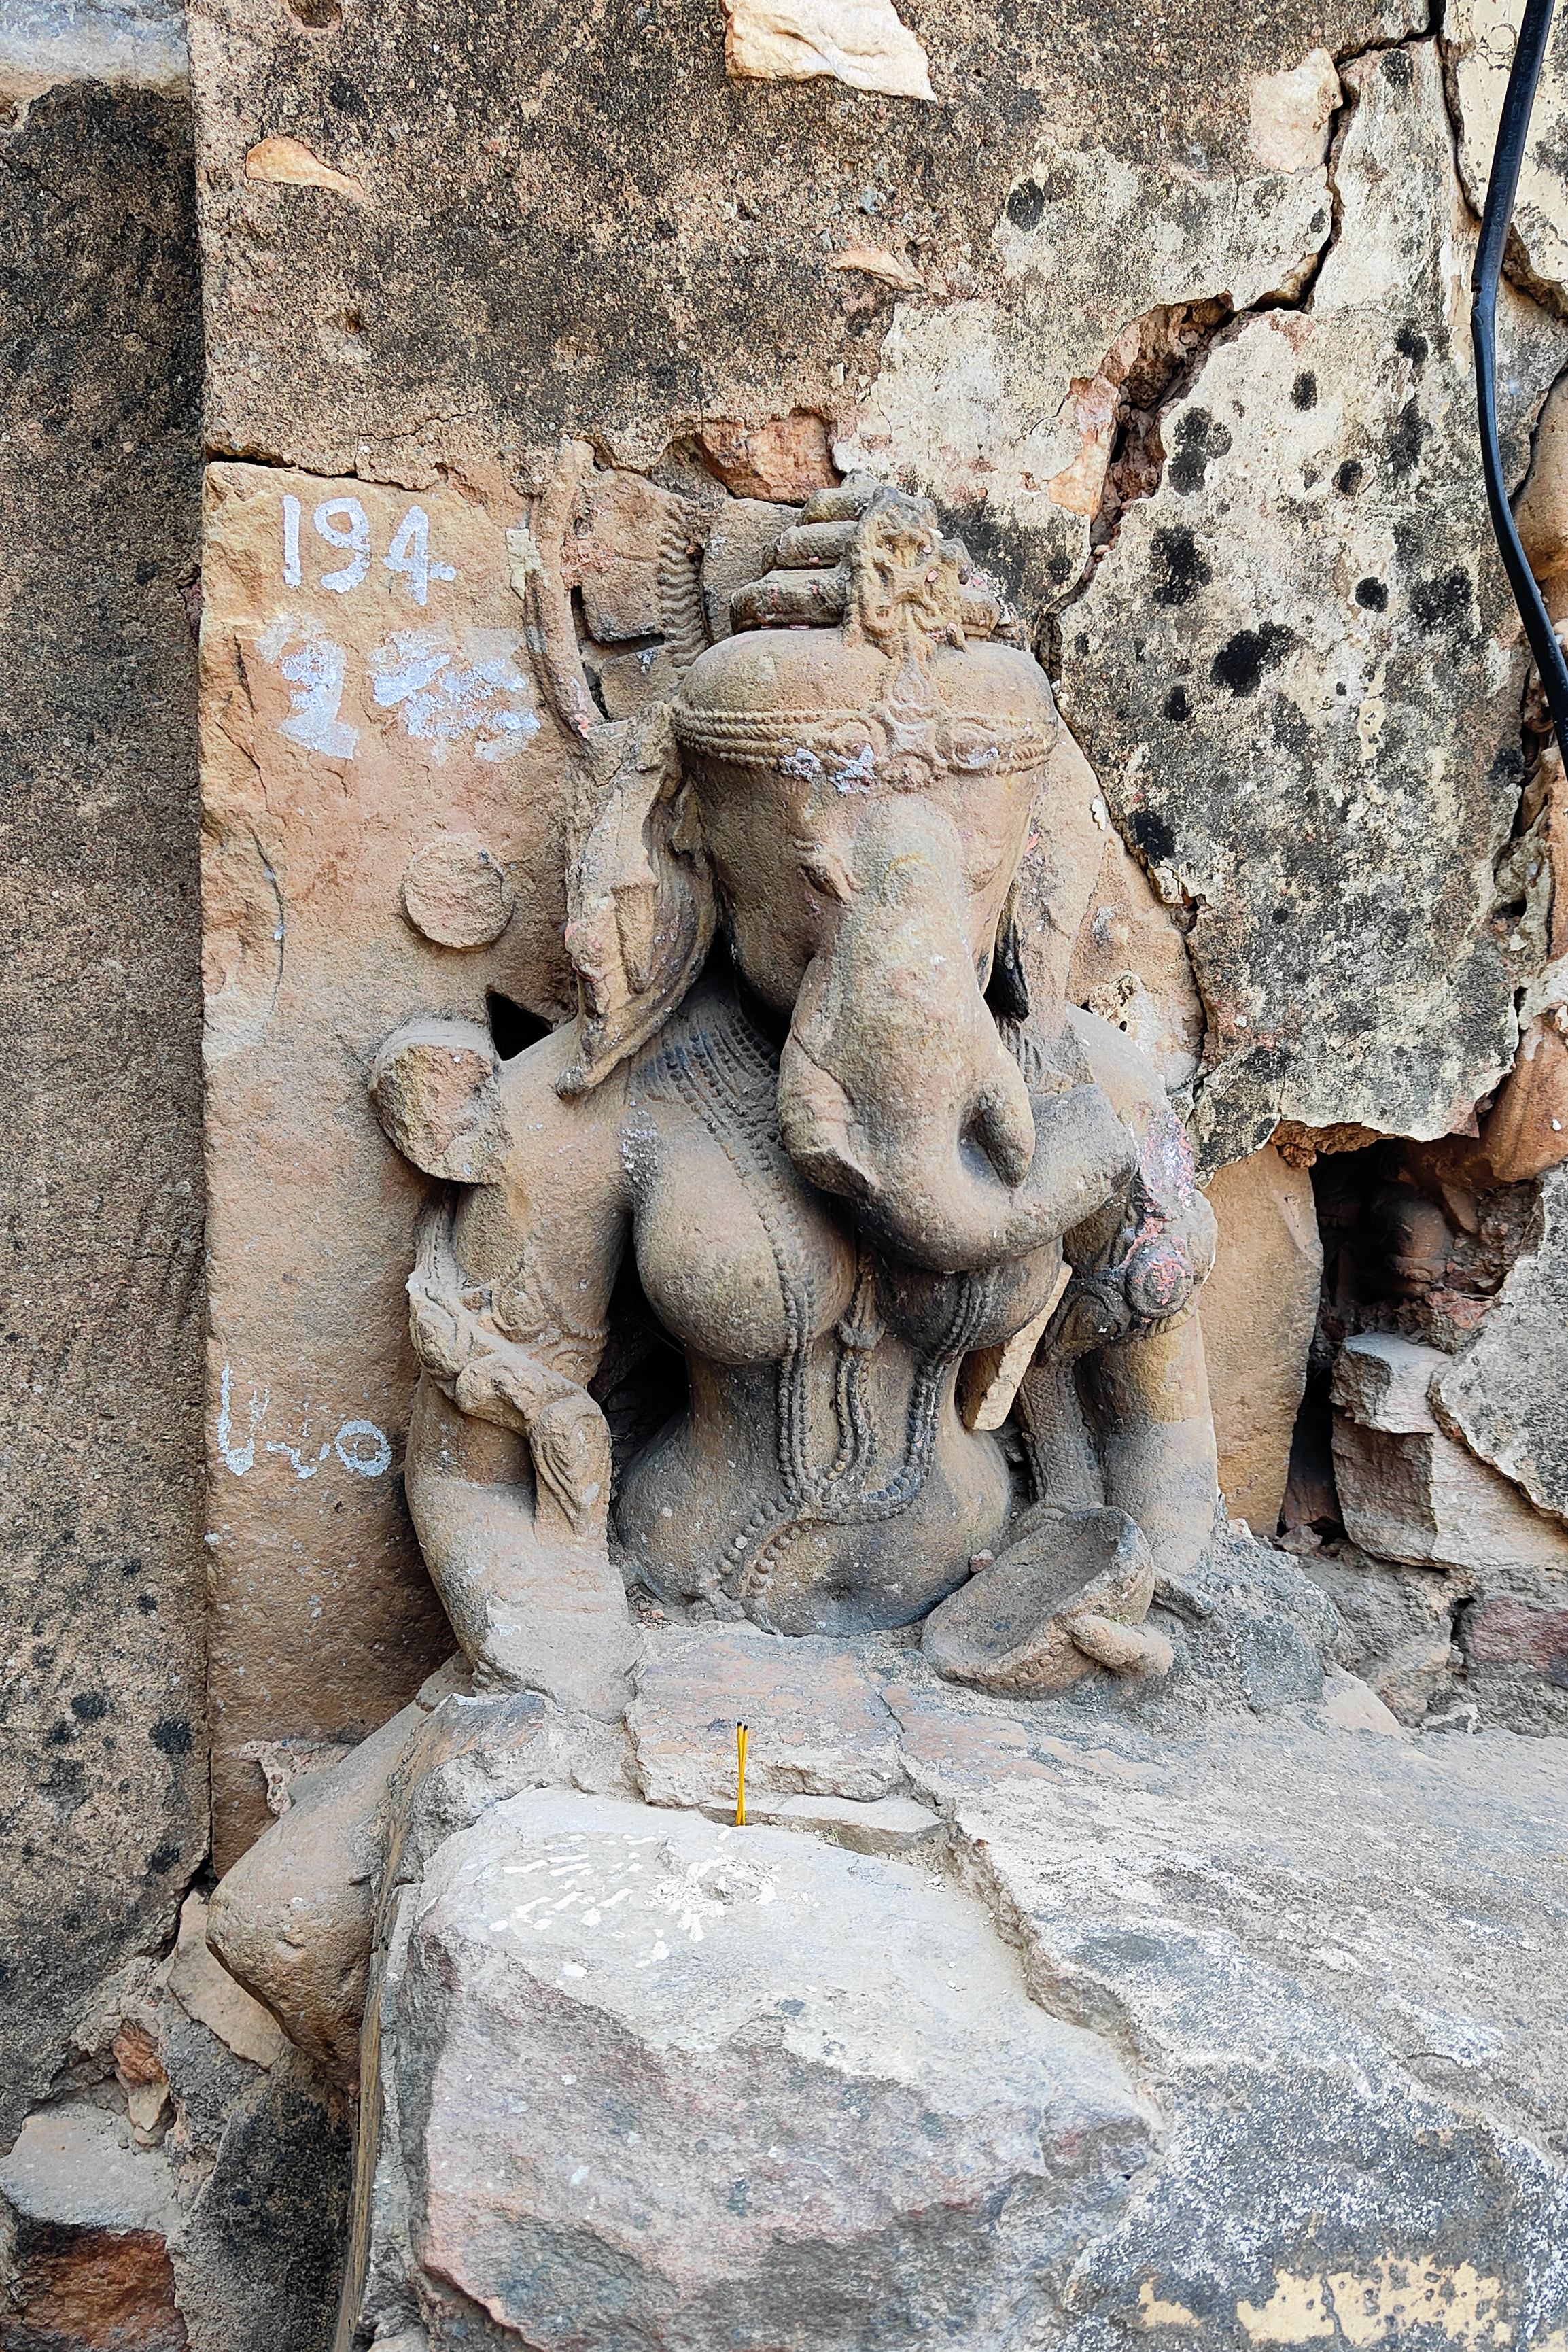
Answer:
[{"xmin": 555, "ymin": 478, "xmax": 1132, "ymax": 1273}]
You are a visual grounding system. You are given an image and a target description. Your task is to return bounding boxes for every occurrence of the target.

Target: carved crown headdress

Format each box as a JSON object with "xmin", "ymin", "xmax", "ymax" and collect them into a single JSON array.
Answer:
[{"xmin": 556, "ymin": 473, "xmax": 1056, "ymax": 1096}]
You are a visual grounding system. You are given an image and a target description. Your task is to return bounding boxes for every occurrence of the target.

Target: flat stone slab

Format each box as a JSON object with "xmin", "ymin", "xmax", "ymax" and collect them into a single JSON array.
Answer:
[
  {"xmin": 0, "ymin": 2103, "xmax": 180, "ymax": 2234},
  {"xmin": 340, "ymin": 1614, "xmax": 1568, "ymax": 2351},
  {"xmin": 962, "ymin": 1720, "xmax": 1568, "ymax": 2345},
  {"xmin": 355, "ymin": 1792, "xmax": 1150, "ymax": 2350},
  {"xmin": 627, "ymin": 1625, "xmax": 905, "ymax": 1808}
]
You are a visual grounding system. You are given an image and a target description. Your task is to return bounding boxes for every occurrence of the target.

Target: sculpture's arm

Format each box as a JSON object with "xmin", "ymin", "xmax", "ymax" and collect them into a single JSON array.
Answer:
[
  {"xmin": 1080, "ymin": 1312, "xmax": 1217, "ymax": 1583},
  {"xmin": 1024, "ymin": 1008, "xmax": 1220, "ymax": 1583},
  {"xmin": 373, "ymin": 1018, "xmax": 640, "ymax": 1715}
]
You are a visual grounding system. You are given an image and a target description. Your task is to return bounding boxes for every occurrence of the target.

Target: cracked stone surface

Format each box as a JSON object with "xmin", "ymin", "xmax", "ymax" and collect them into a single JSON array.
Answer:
[
  {"xmin": 341, "ymin": 1689, "xmax": 1568, "ymax": 2349},
  {"xmin": 186, "ymin": 0, "xmax": 1423, "ymax": 513},
  {"xmin": 1058, "ymin": 41, "xmax": 1568, "ymax": 1173},
  {"xmin": 1447, "ymin": 0, "xmax": 1568, "ymax": 307}
]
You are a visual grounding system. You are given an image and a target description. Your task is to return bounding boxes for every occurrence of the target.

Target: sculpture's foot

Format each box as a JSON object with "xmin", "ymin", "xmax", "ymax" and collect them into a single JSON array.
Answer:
[{"xmin": 922, "ymin": 1506, "xmax": 1172, "ymax": 1696}]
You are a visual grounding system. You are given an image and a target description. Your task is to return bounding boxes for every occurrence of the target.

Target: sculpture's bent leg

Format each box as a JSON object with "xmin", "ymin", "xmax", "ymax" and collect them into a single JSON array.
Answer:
[
  {"xmin": 405, "ymin": 1374, "xmax": 641, "ymax": 1719},
  {"xmin": 207, "ymin": 1700, "xmax": 428, "ymax": 2090},
  {"xmin": 1085, "ymin": 1311, "xmax": 1219, "ymax": 1582}
]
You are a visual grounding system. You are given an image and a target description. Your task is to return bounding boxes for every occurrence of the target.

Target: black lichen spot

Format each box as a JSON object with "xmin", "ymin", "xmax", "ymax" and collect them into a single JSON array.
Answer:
[
  {"xmin": 327, "ymin": 73, "xmax": 370, "ymax": 116},
  {"xmin": 1411, "ymin": 568, "xmax": 1473, "ymax": 636},
  {"xmin": 1395, "ymin": 323, "xmax": 1429, "ymax": 371},
  {"xmin": 1388, "ymin": 398, "xmax": 1425, "ymax": 478},
  {"xmin": 147, "ymin": 1841, "xmax": 180, "ymax": 1875},
  {"xmin": 135, "ymin": 559, "xmax": 156, "ymax": 585},
  {"xmin": 1167, "ymin": 409, "xmax": 1234, "ymax": 496},
  {"xmin": 1210, "ymin": 625, "xmax": 1294, "ymax": 697},
  {"xmin": 1355, "ymin": 578, "xmax": 1389, "ymax": 611},
  {"xmin": 1149, "ymin": 524, "xmax": 1211, "ymax": 608},
  {"xmin": 151, "ymin": 1716, "xmax": 193, "ymax": 1758},
  {"xmin": 46, "ymin": 1721, "xmax": 73, "ymax": 1746},
  {"xmin": 1162, "ymin": 684, "xmax": 1191, "ymax": 723},
  {"xmin": 1272, "ymin": 903, "xmax": 1291, "ymax": 924},
  {"xmin": 137, "ymin": 1591, "xmax": 158, "ymax": 1613},
  {"xmin": 1335, "ymin": 459, "xmax": 1365, "ymax": 495},
  {"xmin": 1382, "ymin": 46, "xmax": 1414, "ymax": 84},
  {"xmin": 1127, "ymin": 808, "xmax": 1177, "ymax": 863},
  {"xmin": 119, "ymin": 1557, "xmax": 145, "ymax": 1578},
  {"xmin": 70, "ymin": 1691, "xmax": 108, "ymax": 1722},
  {"xmin": 1291, "ymin": 370, "xmax": 1318, "ymax": 411},
  {"xmin": 1005, "ymin": 180, "xmax": 1046, "ymax": 230}
]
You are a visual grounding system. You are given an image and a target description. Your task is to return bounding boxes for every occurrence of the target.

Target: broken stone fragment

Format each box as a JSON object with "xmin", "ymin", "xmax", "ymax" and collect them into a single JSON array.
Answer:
[
  {"xmin": 243, "ymin": 135, "xmax": 366, "ymax": 201},
  {"xmin": 1482, "ymin": 1012, "xmax": 1568, "ymax": 1181},
  {"xmin": 1331, "ymin": 1333, "xmax": 1568, "ymax": 1575},
  {"xmin": 1202, "ymin": 1141, "xmax": 1322, "ymax": 1536},
  {"xmin": 343, "ymin": 1791, "xmax": 1151, "ymax": 2351},
  {"xmin": 1247, "ymin": 48, "xmax": 1343, "ymax": 174},
  {"xmin": 696, "ymin": 413, "xmax": 838, "ymax": 502},
  {"xmin": 169, "ymin": 1892, "xmax": 288, "ymax": 2070},
  {"xmin": 207, "ymin": 1700, "xmax": 427, "ymax": 2089},
  {"xmin": 0, "ymin": 2106, "xmax": 184, "ymax": 2349},
  {"xmin": 720, "ymin": 0, "xmax": 934, "ymax": 101},
  {"xmin": 1433, "ymin": 1166, "xmax": 1568, "ymax": 1521}
]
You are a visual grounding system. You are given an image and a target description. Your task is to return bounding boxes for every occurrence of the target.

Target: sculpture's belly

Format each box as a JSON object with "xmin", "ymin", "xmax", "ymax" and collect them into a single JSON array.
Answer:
[{"xmin": 615, "ymin": 1346, "xmax": 1017, "ymax": 1634}]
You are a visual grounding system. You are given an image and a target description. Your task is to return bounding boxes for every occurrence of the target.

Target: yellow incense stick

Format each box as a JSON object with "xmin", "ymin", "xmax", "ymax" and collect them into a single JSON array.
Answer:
[{"xmin": 735, "ymin": 1721, "xmax": 748, "ymax": 1828}]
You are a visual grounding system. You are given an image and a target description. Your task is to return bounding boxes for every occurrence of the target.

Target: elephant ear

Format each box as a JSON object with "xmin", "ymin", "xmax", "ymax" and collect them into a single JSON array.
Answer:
[{"xmin": 555, "ymin": 702, "xmax": 716, "ymax": 1098}]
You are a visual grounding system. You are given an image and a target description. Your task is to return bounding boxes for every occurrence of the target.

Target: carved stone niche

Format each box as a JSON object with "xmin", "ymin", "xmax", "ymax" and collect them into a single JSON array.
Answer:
[{"xmin": 207, "ymin": 470, "xmax": 1230, "ymax": 2349}]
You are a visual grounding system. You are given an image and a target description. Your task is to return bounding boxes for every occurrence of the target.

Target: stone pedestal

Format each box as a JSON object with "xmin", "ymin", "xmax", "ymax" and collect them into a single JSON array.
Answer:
[{"xmin": 332, "ymin": 1538, "xmax": 1568, "ymax": 2351}]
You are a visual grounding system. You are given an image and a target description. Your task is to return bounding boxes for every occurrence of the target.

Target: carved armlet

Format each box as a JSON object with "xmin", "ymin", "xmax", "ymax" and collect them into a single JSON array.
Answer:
[{"xmin": 1043, "ymin": 1101, "xmax": 1218, "ymax": 1364}]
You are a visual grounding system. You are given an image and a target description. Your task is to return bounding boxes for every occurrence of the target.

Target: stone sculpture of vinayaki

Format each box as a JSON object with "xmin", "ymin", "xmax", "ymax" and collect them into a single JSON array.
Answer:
[
  {"xmin": 371, "ymin": 474, "xmax": 1220, "ymax": 1713},
  {"xmin": 207, "ymin": 475, "xmax": 1222, "ymax": 2093}
]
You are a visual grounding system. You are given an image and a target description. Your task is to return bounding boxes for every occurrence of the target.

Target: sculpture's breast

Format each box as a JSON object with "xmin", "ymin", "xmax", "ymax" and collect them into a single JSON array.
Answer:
[{"xmin": 624, "ymin": 1075, "xmax": 856, "ymax": 1370}]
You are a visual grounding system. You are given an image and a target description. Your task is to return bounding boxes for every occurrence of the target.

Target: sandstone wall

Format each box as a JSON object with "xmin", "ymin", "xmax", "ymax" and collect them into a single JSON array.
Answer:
[{"xmin": 0, "ymin": 58, "xmax": 207, "ymax": 2144}]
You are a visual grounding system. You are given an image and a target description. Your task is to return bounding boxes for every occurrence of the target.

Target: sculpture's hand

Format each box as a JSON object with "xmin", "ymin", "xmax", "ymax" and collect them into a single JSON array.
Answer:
[{"xmin": 527, "ymin": 1391, "xmax": 612, "ymax": 1538}]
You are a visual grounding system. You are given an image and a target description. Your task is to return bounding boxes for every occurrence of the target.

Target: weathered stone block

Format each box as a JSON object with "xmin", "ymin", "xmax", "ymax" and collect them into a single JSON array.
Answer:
[
  {"xmin": 0, "ymin": 71, "xmax": 206, "ymax": 2149},
  {"xmin": 1435, "ymin": 1165, "xmax": 1568, "ymax": 1524},
  {"xmin": 1202, "ymin": 1141, "xmax": 1322, "ymax": 1536},
  {"xmin": 343, "ymin": 1790, "xmax": 1153, "ymax": 2351},
  {"xmin": 628, "ymin": 1626, "xmax": 904, "ymax": 1810},
  {"xmin": 1332, "ymin": 1332, "xmax": 1568, "ymax": 1574}
]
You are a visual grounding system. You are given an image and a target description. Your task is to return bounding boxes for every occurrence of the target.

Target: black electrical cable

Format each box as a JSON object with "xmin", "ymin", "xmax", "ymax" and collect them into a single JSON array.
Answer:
[{"xmin": 1472, "ymin": 0, "xmax": 1568, "ymax": 749}]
